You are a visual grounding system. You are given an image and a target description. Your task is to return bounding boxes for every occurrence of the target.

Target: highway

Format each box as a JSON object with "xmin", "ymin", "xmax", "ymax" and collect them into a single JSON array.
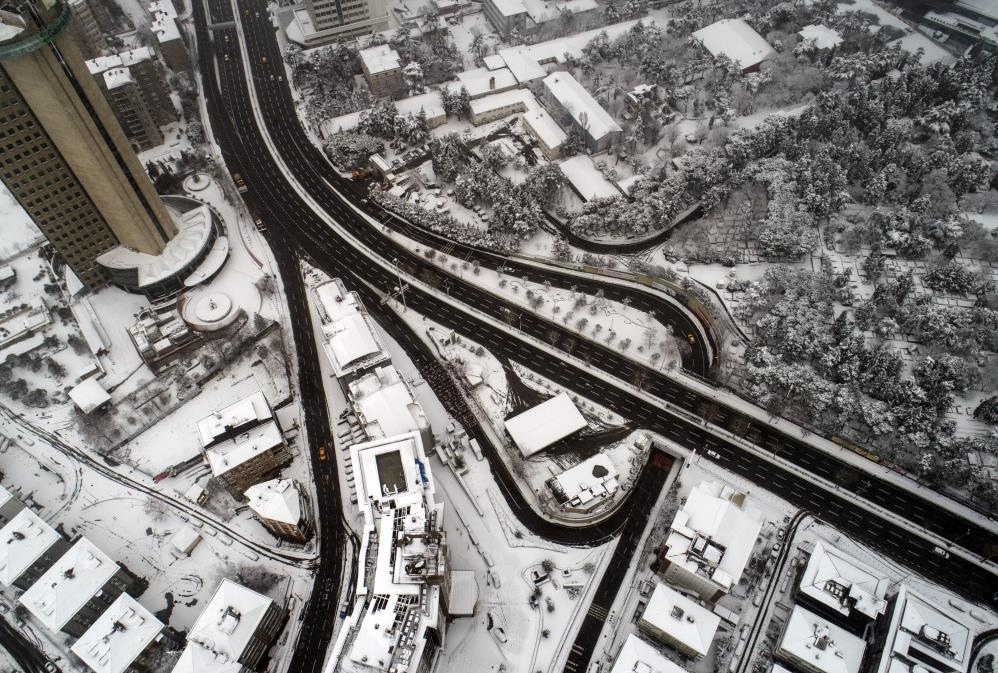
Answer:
[{"xmin": 193, "ymin": 2, "xmax": 998, "ymax": 671}]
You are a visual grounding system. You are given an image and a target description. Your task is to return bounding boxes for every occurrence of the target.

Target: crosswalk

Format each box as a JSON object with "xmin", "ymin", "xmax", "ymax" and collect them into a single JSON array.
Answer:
[
  {"xmin": 586, "ymin": 603, "xmax": 609, "ymax": 622},
  {"xmin": 564, "ymin": 643, "xmax": 586, "ymax": 673}
]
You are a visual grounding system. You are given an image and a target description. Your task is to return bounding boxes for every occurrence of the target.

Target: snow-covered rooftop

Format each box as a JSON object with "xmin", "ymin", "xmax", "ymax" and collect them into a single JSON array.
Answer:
[
  {"xmin": 559, "ymin": 155, "xmax": 623, "ymax": 201},
  {"xmin": 662, "ymin": 480, "xmax": 761, "ymax": 592},
  {"xmin": 468, "ymin": 88, "xmax": 539, "ymax": 118},
  {"xmin": 610, "ymin": 634, "xmax": 691, "ymax": 673},
  {"xmin": 874, "ymin": 585, "xmax": 973, "ymax": 673},
  {"xmin": 453, "ymin": 66, "xmax": 518, "ymax": 98},
  {"xmin": 798, "ymin": 542, "xmax": 889, "ymax": 621},
  {"xmin": 548, "ymin": 453, "xmax": 618, "ymax": 505},
  {"xmin": 72, "ymin": 594, "xmax": 164, "ymax": 673},
  {"xmin": 196, "ymin": 390, "xmax": 274, "ymax": 448},
  {"xmin": 187, "ymin": 579, "xmax": 274, "ymax": 663},
  {"xmin": 777, "ymin": 606, "xmax": 866, "ymax": 673},
  {"xmin": 95, "ymin": 204, "xmax": 214, "ymax": 289},
  {"xmin": 0, "ymin": 509, "xmax": 61, "ymax": 587},
  {"xmin": 149, "ymin": 0, "xmax": 181, "ymax": 43},
  {"xmin": 497, "ymin": 47, "xmax": 547, "ymax": 83},
  {"xmin": 490, "ymin": 0, "xmax": 528, "ymax": 17},
  {"xmin": 522, "ymin": 107, "xmax": 567, "ymax": 150},
  {"xmin": 542, "ymin": 71, "xmax": 622, "ymax": 142},
  {"xmin": 798, "ymin": 24, "xmax": 843, "ymax": 49},
  {"xmin": 204, "ymin": 420, "xmax": 284, "ymax": 477},
  {"xmin": 483, "ymin": 54, "xmax": 506, "ymax": 70},
  {"xmin": 86, "ymin": 47, "xmax": 156, "ymax": 75},
  {"xmin": 324, "ymin": 91, "xmax": 444, "ymax": 135},
  {"xmin": 360, "ymin": 44, "xmax": 402, "ymax": 75},
  {"xmin": 68, "ymin": 378, "xmax": 111, "ymax": 414},
  {"xmin": 349, "ymin": 365, "xmax": 430, "ymax": 440},
  {"xmin": 313, "ymin": 279, "xmax": 390, "ymax": 377},
  {"xmin": 641, "ymin": 583, "xmax": 720, "ymax": 657},
  {"xmin": 171, "ymin": 643, "xmax": 245, "ymax": 673},
  {"xmin": 957, "ymin": 0, "xmax": 998, "ymax": 20},
  {"xmin": 692, "ymin": 19, "xmax": 774, "ymax": 70},
  {"xmin": 504, "ymin": 392, "xmax": 587, "ymax": 458},
  {"xmin": 522, "ymin": 0, "xmax": 598, "ymax": 23},
  {"xmin": 20, "ymin": 538, "xmax": 121, "ymax": 632},
  {"xmin": 245, "ymin": 479, "xmax": 301, "ymax": 526},
  {"xmin": 106, "ymin": 67, "xmax": 137, "ymax": 92},
  {"xmin": 0, "ymin": 12, "xmax": 25, "ymax": 41}
]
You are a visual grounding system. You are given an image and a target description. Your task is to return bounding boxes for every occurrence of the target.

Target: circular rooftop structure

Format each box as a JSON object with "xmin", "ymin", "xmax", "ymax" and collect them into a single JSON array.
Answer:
[
  {"xmin": 0, "ymin": 2, "xmax": 72, "ymax": 61},
  {"xmin": 183, "ymin": 291, "xmax": 241, "ymax": 332}
]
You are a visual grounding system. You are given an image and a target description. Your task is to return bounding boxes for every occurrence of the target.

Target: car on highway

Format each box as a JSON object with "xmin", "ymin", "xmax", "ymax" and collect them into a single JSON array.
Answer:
[
  {"xmin": 317, "ymin": 446, "xmax": 327, "ymax": 461},
  {"xmin": 932, "ymin": 546, "xmax": 950, "ymax": 558},
  {"xmin": 706, "ymin": 449, "xmax": 721, "ymax": 460}
]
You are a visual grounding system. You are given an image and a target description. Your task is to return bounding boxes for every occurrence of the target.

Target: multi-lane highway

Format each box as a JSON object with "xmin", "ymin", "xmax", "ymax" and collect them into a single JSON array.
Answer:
[{"xmin": 192, "ymin": 2, "xmax": 998, "ymax": 670}]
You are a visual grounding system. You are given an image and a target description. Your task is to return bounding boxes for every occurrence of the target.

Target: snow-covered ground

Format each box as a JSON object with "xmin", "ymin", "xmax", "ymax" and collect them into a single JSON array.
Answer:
[{"xmin": 0, "ymin": 183, "xmax": 42, "ymax": 259}]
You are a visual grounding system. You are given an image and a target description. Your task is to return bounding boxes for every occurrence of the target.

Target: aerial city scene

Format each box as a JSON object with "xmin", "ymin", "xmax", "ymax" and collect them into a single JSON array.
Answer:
[{"xmin": 0, "ymin": 0, "xmax": 997, "ymax": 669}]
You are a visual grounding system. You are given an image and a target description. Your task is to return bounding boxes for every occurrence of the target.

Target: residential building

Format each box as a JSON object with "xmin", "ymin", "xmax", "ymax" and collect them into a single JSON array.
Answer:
[
  {"xmin": 796, "ymin": 542, "xmax": 890, "ymax": 632},
  {"xmin": 798, "ymin": 24, "xmax": 843, "ymax": 50},
  {"xmin": 72, "ymin": 593, "xmax": 169, "ymax": 673},
  {"xmin": 102, "ymin": 68, "xmax": 163, "ymax": 150},
  {"xmin": 468, "ymin": 88, "xmax": 539, "ymax": 125},
  {"xmin": 0, "ymin": 0, "xmax": 178, "ymax": 289},
  {"xmin": 359, "ymin": 44, "xmax": 405, "ymax": 98},
  {"xmin": 655, "ymin": 480, "xmax": 762, "ymax": 602},
  {"xmin": 0, "ymin": 509, "xmax": 70, "ymax": 590},
  {"xmin": 775, "ymin": 606, "xmax": 866, "ymax": 673},
  {"xmin": 482, "ymin": 0, "xmax": 528, "ymax": 37},
  {"xmin": 245, "ymin": 479, "xmax": 311, "ymax": 543},
  {"xmin": 87, "ymin": 47, "xmax": 176, "ymax": 125},
  {"xmin": 870, "ymin": 585, "xmax": 974, "ymax": 673},
  {"xmin": 184, "ymin": 579, "xmax": 284, "ymax": 671},
  {"xmin": 337, "ymin": 432, "xmax": 465, "ymax": 673},
  {"xmin": 923, "ymin": 11, "xmax": 998, "ymax": 50},
  {"xmin": 450, "ymin": 66, "xmax": 517, "ymax": 99},
  {"xmin": 67, "ymin": 0, "xmax": 109, "ymax": 59},
  {"xmin": 312, "ymin": 278, "xmax": 391, "ymax": 380},
  {"xmin": 609, "ymin": 634, "xmax": 692, "ymax": 673},
  {"xmin": 149, "ymin": 0, "xmax": 189, "ymax": 71},
  {"xmin": 197, "ymin": 391, "xmax": 291, "ymax": 498},
  {"xmin": 546, "ymin": 453, "xmax": 619, "ymax": 514},
  {"xmin": 522, "ymin": 107, "xmax": 566, "ymax": 159},
  {"xmin": 348, "ymin": 364, "xmax": 432, "ymax": 449},
  {"xmin": 692, "ymin": 19, "xmax": 774, "ymax": 73},
  {"xmin": 19, "ymin": 537, "xmax": 140, "ymax": 638},
  {"xmin": 126, "ymin": 304, "xmax": 201, "ymax": 371},
  {"xmin": 0, "ymin": 485, "xmax": 25, "ymax": 527},
  {"xmin": 542, "ymin": 71, "xmax": 622, "ymax": 153},
  {"xmin": 294, "ymin": 0, "xmax": 390, "ymax": 45},
  {"xmin": 638, "ymin": 583, "xmax": 720, "ymax": 659},
  {"xmin": 68, "ymin": 378, "xmax": 112, "ymax": 414},
  {"xmin": 505, "ymin": 392, "xmax": 587, "ymax": 458},
  {"xmin": 323, "ymin": 91, "xmax": 446, "ymax": 136}
]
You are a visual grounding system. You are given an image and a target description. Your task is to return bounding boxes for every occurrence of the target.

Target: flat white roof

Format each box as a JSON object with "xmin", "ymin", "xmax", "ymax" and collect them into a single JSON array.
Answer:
[
  {"xmin": 469, "ymin": 88, "xmax": 539, "ymax": 118},
  {"xmin": 559, "ymin": 155, "xmax": 622, "ymax": 201},
  {"xmin": 205, "ymin": 420, "xmax": 284, "ymax": 476},
  {"xmin": 798, "ymin": 542, "xmax": 889, "ymax": 620},
  {"xmin": 522, "ymin": 107, "xmax": 567, "ymax": 149},
  {"xmin": 542, "ymin": 71, "xmax": 621, "ymax": 141},
  {"xmin": 0, "ymin": 510, "xmax": 61, "ymax": 586},
  {"xmin": 196, "ymin": 391, "xmax": 273, "ymax": 448},
  {"xmin": 798, "ymin": 24, "xmax": 843, "ymax": 49},
  {"xmin": 453, "ymin": 66, "xmax": 518, "ymax": 98},
  {"xmin": 245, "ymin": 479, "xmax": 301, "ymax": 526},
  {"xmin": 505, "ymin": 392, "xmax": 587, "ymax": 457},
  {"xmin": 68, "ymin": 378, "xmax": 111, "ymax": 414},
  {"xmin": 610, "ymin": 634, "xmax": 691, "ymax": 673},
  {"xmin": 352, "ymin": 432, "xmax": 425, "ymax": 505},
  {"xmin": 692, "ymin": 19, "xmax": 774, "ymax": 70},
  {"xmin": 188, "ymin": 579, "xmax": 274, "ymax": 663},
  {"xmin": 149, "ymin": 0, "xmax": 180, "ymax": 42},
  {"xmin": 663, "ymin": 480, "xmax": 761, "ymax": 590},
  {"xmin": 72, "ymin": 594, "xmax": 163, "ymax": 673},
  {"xmin": 551, "ymin": 453, "xmax": 618, "ymax": 501},
  {"xmin": 324, "ymin": 91, "xmax": 445, "ymax": 135},
  {"xmin": 314, "ymin": 279, "xmax": 389, "ymax": 377},
  {"xmin": 360, "ymin": 44, "xmax": 402, "ymax": 75},
  {"xmin": 483, "ymin": 54, "xmax": 506, "ymax": 70},
  {"xmin": 86, "ymin": 47, "xmax": 155, "ymax": 75},
  {"xmin": 522, "ymin": 0, "xmax": 598, "ymax": 23},
  {"xmin": 778, "ymin": 606, "xmax": 866, "ymax": 673},
  {"xmin": 957, "ymin": 0, "xmax": 998, "ymax": 20},
  {"xmin": 497, "ymin": 47, "xmax": 547, "ymax": 83},
  {"xmin": 641, "ymin": 583, "xmax": 720, "ymax": 657},
  {"xmin": 875, "ymin": 585, "xmax": 973, "ymax": 673},
  {"xmin": 489, "ymin": 0, "xmax": 528, "ymax": 16},
  {"xmin": 350, "ymin": 366, "xmax": 429, "ymax": 440},
  {"xmin": 20, "ymin": 538, "xmax": 120, "ymax": 632}
]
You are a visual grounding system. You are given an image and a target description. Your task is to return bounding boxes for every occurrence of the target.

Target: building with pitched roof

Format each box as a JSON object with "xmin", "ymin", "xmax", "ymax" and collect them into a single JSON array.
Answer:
[
  {"xmin": 0, "ymin": 509, "xmax": 70, "ymax": 590},
  {"xmin": 482, "ymin": 0, "xmax": 528, "ymax": 36},
  {"xmin": 245, "ymin": 479, "xmax": 311, "ymax": 543},
  {"xmin": 19, "ymin": 537, "xmax": 139, "ymax": 637},
  {"xmin": 656, "ymin": 480, "xmax": 762, "ymax": 602},
  {"xmin": 542, "ymin": 71, "xmax": 622, "ymax": 153},
  {"xmin": 0, "ymin": 485, "xmax": 25, "ymax": 527},
  {"xmin": 348, "ymin": 364, "xmax": 432, "ymax": 449},
  {"xmin": 72, "ymin": 593, "xmax": 169, "ymax": 673},
  {"xmin": 609, "ymin": 634, "xmax": 691, "ymax": 673},
  {"xmin": 692, "ymin": 19, "xmax": 774, "ymax": 73},
  {"xmin": 639, "ymin": 583, "xmax": 720, "ymax": 659},
  {"xmin": 183, "ymin": 579, "xmax": 283, "ymax": 671},
  {"xmin": 870, "ymin": 585, "xmax": 974, "ymax": 673},
  {"xmin": 796, "ymin": 542, "xmax": 890, "ymax": 631},
  {"xmin": 312, "ymin": 278, "xmax": 391, "ymax": 380},
  {"xmin": 359, "ymin": 45, "xmax": 405, "ymax": 98},
  {"xmin": 776, "ymin": 606, "xmax": 866, "ymax": 673},
  {"xmin": 504, "ymin": 392, "xmax": 587, "ymax": 458}
]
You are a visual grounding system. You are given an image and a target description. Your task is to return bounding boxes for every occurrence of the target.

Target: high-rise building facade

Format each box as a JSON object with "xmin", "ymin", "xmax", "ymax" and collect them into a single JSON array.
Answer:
[
  {"xmin": 65, "ymin": 0, "xmax": 106, "ymax": 58},
  {"xmin": 103, "ymin": 67, "xmax": 163, "ymax": 150},
  {"xmin": 0, "ymin": 0, "xmax": 176, "ymax": 289},
  {"xmin": 297, "ymin": 0, "xmax": 389, "ymax": 45}
]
